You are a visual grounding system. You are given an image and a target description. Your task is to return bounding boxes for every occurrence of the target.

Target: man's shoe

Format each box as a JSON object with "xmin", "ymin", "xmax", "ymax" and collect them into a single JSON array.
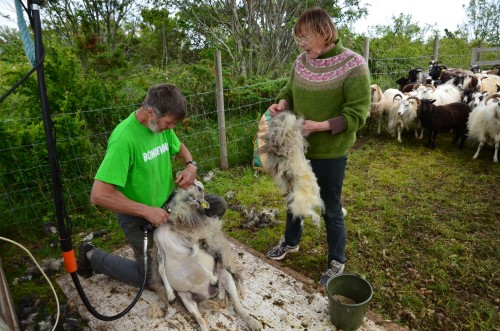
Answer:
[
  {"xmin": 319, "ymin": 260, "xmax": 345, "ymax": 286},
  {"xmin": 77, "ymin": 241, "xmax": 95, "ymax": 278},
  {"xmin": 266, "ymin": 242, "xmax": 299, "ymax": 260}
]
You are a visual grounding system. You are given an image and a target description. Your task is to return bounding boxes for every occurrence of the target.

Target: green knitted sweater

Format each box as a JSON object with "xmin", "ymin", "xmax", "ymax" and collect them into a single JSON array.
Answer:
[{"xmin": 277, "ymin": 39, "xmax": 370, "ymax": 159}]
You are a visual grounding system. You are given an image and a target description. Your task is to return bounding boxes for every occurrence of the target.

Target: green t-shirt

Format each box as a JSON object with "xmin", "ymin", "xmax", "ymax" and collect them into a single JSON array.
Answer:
[{"xmin": 95, "ymin": 111, "xmax": 181, "ymax": 207}]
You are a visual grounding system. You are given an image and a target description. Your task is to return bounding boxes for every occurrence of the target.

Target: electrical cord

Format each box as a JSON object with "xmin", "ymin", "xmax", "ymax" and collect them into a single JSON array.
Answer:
[{"xmin": 0, "ymin": 236, "xmax": 60, "ymax": 331}]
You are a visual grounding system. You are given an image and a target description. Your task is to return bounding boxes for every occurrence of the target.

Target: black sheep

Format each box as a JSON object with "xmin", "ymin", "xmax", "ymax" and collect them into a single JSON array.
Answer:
[{"xmin": 418, "ymin": 99, "xmax": 471, "ymax": 149}]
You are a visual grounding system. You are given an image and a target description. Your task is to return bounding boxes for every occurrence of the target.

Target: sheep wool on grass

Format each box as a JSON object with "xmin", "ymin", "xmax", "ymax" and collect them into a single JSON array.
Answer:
[{"xmin": 260, "ymin": 111, "xmax": 324, "ymax": 227}]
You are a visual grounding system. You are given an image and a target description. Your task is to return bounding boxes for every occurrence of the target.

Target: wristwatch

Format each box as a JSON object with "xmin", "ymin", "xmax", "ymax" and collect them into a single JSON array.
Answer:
[
  {"xmin": 186, "ymin": 160, "xmax": 197, "ymax": 167},
  {"xmin": 165, "ymin": 205, "xmax": 172, "ymax": 214}
]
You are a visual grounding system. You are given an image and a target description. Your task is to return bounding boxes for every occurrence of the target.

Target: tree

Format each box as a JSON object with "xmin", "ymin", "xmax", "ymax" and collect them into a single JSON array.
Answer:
[
  {"xmin": 40, "ymin": 0, "xmax": 145, "ymax": 71},
  {"xmin": 457, "ymin": 0, "xmax": 500, "ymax": 44},
  {"xmin": 367, "ymin": 13, "xmax": 435, "ymax": 41},
  {"xmin": 168, "ymin": 0, "xmax": 368, "ymax": 77}
]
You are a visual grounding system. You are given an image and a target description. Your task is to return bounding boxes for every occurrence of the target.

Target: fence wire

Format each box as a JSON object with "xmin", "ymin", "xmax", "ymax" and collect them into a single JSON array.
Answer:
[{"xmin": 0, "ymin": 50, "xmax": 490, "ymax": 229}]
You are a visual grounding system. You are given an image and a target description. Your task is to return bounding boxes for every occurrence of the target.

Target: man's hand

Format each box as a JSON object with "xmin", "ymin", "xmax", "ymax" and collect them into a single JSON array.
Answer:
[
  {"xmin": 144, "ymin": 206, "xmax": 169, "ymax": 227},
  {"xmin": 175, "ymin": 165, "xmax": 196, "ymax": 189}
]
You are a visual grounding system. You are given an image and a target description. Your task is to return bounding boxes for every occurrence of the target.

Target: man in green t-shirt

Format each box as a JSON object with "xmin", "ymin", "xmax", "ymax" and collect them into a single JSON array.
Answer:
[{"xmin": 76, "ymin": 84, "xmax": 226, "ymax": 287}]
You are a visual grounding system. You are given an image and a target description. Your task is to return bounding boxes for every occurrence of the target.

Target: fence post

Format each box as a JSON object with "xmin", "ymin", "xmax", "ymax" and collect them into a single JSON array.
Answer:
[
  {"xmin": 476, "ymin": 40, "xmax": 482, "ymax": 63},
  {"xmin": 433, "ymin": 35, "xmax": 439, "ymax": 62},
  {"xmin": 215, "ymin": 50, "xmax": 229, "ymax": 169},
  {"xmin": 363, "ymin": 37, "xmax": 370, "ymax": 62}
]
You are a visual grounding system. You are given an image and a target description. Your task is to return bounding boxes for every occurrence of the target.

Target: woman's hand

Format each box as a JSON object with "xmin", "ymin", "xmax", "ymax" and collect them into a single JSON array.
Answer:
[
  {"xmin": 269, "ymin": 99, "xmax": 290, "ymax": 117},
  {"xmin": 302, "ymin": 120, "xmax": 330, "ymax": 136}
]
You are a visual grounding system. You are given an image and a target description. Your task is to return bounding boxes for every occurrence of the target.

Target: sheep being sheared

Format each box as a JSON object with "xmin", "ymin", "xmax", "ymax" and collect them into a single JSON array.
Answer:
[
  {"xmin": 148, "ymin": 180, "xmax": 261, "ymax": 331},
  {"xmin": 260, "ymin": 111, "xmax": 324, "ymax": 226}
]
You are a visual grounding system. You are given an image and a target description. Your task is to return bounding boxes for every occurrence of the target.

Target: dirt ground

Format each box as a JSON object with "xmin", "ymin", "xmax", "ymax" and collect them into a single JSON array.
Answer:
[{"xmin": 57, "ymin": 239, "xmax": 402, "ymax": 331}]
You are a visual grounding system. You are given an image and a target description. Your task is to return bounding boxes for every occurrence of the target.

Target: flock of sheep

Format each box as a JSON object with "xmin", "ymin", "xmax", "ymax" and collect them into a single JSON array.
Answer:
[{"xmin": 368, "ymin": 62, "xmax": 500, "ymax": 162}]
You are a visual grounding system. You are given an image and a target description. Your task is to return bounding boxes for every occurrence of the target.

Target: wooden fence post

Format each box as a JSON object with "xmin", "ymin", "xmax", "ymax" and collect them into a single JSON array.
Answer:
[
  {"xmin": 476, "ymin": 40, "xmax": 482, "ymax": 63},
  {"xmin": 363, "ymin": 37, "xmax": 370, "ymax": 62},
  {"xmin": 215, "ymin": 50, "xmax": 229, "ymax": 169},
  {"xmin": 433, "ymin": 35, "xmax": 439, "ymax": 62}
]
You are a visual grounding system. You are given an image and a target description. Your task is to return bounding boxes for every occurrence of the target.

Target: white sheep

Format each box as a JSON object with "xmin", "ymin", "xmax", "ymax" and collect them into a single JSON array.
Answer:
[
  {"xmin": 415, "ymin": 81, "xmax": 462, "ymax": 106},
  {"xmin": 368, "ymin": 85, "xmax": 403, "ymax": 135},
  {"xmin": 467, "ymin": 93, "xmax": 500, "ymax": 162},
  {"xmin": 388, "ymin": 96, "xmax": 424, "ymax": 142},
  {"xmin": 368, "ymin": 84, "xmax": 385, "ymax": 134}
]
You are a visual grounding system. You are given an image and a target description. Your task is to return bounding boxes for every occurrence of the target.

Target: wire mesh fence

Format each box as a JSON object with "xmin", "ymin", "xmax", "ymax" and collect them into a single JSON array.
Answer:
[{"xmin": 0, "ymin": 47, "xmax": 494, "ymax": 230}]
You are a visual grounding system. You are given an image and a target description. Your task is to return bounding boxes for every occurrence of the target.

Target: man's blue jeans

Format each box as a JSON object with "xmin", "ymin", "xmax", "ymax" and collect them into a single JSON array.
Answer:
[{"xmin": 283, "ymin": 155, "xmax": 347, "ymax": 269}]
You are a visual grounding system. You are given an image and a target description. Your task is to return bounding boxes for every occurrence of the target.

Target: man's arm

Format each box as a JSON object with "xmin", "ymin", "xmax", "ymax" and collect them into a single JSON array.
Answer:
[
  {"xmin": 90, "ymin": 180, "xmax": 169, "ymax": 227},
  {"xmin": 174, "ymin": 142, "xmax": 197, "ymax": 189}
]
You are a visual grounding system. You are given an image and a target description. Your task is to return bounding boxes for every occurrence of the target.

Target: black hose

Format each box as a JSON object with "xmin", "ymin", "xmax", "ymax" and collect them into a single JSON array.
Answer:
[{"xmin": 70, "ymin": 226, "xmax": 151, "ymax": 321}]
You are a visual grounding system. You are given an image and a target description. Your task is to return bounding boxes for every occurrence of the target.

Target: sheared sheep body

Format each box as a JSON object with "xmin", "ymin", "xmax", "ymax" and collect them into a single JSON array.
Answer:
[{"xmin": 261, "ymin": 111, "xmax": 324, "ymax": 226}]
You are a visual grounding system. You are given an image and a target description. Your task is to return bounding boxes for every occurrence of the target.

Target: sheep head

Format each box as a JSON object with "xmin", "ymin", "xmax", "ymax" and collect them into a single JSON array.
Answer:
[
  {"xmin": 484, "ymin": 93, "xmax": 500, "ymax": 106},
  {"xmin": 398, "ymin": 96, "xmax": 421, "ymax": 116},
  {"xmin": 420, "ymin": 98, "xmax": 436, "ymax": 113}
]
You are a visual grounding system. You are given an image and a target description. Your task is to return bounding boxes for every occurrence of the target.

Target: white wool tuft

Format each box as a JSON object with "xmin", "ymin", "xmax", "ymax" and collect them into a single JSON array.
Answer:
[{"xmin": 261, "ymin": 111, "xmax": 324, "ymax": 226}]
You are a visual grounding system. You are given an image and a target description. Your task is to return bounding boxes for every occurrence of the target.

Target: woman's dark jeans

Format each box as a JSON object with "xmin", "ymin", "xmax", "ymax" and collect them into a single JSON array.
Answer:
[{"xmin": 283, "ymin": 155, "xmax": 347, "ymax": 269}]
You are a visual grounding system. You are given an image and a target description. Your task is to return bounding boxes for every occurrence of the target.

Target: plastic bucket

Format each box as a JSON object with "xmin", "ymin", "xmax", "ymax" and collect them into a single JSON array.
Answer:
[{"xmin": 326, "ymin": 273, "xmax": 373, "ymax": 331}]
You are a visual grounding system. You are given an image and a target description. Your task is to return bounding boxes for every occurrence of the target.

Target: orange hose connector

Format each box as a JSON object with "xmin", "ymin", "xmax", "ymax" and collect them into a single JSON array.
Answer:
[{"xmin": 62, "ymin": 250, "xmax": 77, "ymax": 273}]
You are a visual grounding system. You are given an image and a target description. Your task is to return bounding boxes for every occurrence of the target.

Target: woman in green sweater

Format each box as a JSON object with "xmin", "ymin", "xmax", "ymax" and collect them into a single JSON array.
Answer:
[{"xmin": 266, "ymin": 7, "xmax": 370, "ymax": 286}]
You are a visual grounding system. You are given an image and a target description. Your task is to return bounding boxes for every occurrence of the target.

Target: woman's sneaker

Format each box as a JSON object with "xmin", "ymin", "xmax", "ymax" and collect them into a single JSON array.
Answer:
[
  {"xmin": 266, "ymin": 243, "xmax": 299, "ymax": 260},
  {"xmin": 319, "ymin": 260, "xmax": 345, "ymax": 286}
]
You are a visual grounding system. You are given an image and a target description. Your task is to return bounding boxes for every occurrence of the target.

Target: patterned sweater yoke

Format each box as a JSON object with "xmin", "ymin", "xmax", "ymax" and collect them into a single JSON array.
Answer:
[{"xmin": 294, "ymin": 48, "xmax": 367, "ymax": 91}]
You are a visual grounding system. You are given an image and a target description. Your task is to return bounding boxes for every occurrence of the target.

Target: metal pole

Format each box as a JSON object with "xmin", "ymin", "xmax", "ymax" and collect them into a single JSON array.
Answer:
[{"xmin": 30, "ymin": 0, "xmax": 72, "ymax": 251}]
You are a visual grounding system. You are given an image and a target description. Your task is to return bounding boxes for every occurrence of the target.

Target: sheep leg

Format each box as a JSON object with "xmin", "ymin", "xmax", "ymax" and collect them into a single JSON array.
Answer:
[
  {"xmin": 377, "ymin": 117, "xmax": 382, "ymax": 135},
  {"xmin": 494, "ymin": 142, "xmax": 499, "ymax": 163},
  {"xmin": 458, "ymin": 133, "xmax": 467, "ymax": 149},
  {"xmin": 397, "ymin": 126, "xmax": 402, "ymax": 143},
  {"xmin": 426, "ymin": 131, "xmax": 433, "ymax": 148},
  {"xmin": 217, "ymin": 268, "xmax": 262, "ymax": 331},
  {"xmin": 157, "ymin": 246, "xmax": 176, "ymax": 302},
  {"xmin": 177, "ymin": 292, "xmax": 210, "ymax": 331},
  {"xmin": 190, "ymin": 245, "xmax": 219, "ymax": 285},
  {"xmin": 472, "ymin": 141, "xmax": 484, "ymax": 160},
  {"xmin": 428, "ymin": 131, "xmax": 437, "ymax": 149}
]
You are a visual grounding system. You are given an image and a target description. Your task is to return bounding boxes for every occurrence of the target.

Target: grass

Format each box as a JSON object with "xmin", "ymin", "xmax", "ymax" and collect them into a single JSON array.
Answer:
[{"xmin": 0, "ymin": 130, "xmax": 499, "ymax": 330}]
